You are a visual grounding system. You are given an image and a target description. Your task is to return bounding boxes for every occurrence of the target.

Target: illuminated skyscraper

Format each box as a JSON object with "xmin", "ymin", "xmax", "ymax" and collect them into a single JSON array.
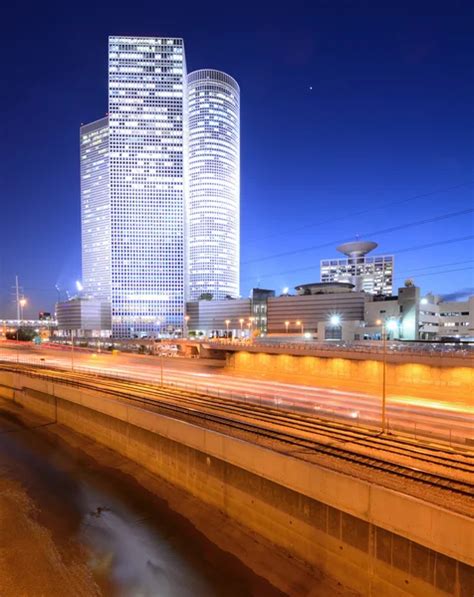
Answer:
[
  {"xmin": 108, "ymin": 36, "xmax": 187, "ymax": 337},
  {"xmin": 80, "ymin": 117, "xmax": 111, "ymax": 303},
  {"xmin": 187, "ymin": 69, "xmax": 240, "ymax": 300},
  {"xmin": 320, "ymin": 241, "xmax": 393, "ymax": 296}
]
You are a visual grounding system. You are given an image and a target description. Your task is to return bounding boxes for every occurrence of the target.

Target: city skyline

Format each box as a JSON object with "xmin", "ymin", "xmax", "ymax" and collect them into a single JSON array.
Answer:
[
  {"xmin": 1, "ymin": 3, "xmax": 473, "ymax": 318},
  {"xmin": 80, "ymin": 38, "xmax": 241, "ymax": 337}
]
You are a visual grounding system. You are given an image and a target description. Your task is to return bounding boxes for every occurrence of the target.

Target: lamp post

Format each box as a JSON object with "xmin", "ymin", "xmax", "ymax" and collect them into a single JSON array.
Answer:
[
  {"xmin": 239, "ymin": 318, "xmax": 244, "ymax": 338},
  {"xmin": 296, "ymin": 320, "xmax": 304, "ymax": 336},
  {"xmin": 70, "ymin": 329, "xmax": 75, "ymax": 371},
  {"xmin": 249, "ymin": 317, "xmax": 255, "ymax": 338},
  {"xmin": 225, "ymin": 319, "xmax": 230, "ymax": 339},
  {"xmin": 184, "ymin": 315, "xmax": 190, "ymax": 338},
  {"xmin": 376, "ymin": 318, "xmax": 398, "ymax": 433},
  {"xmin": 17, "ymin": 297, "xmax": 27, "ymax": 364},
  {"xmin": 156, "ymin": 319, "xmax": 164, "ymax": 387},
  {"xmin": 285, "ymin": 320, "xmax": 290, "ymax": 334},
  {"xmin": 19, "ymin": 298, "xmax": 27, "ymax": 321}
]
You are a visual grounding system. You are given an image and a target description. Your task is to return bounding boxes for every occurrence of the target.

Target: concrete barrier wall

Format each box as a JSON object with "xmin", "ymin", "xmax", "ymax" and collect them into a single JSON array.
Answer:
[
  {"xmin": 226, "ymin": 352, "xmax": 474, "ymax": 401},
  {"xmin": 0, "ymin": 371, "xmax": 472, "ymax": 597}
]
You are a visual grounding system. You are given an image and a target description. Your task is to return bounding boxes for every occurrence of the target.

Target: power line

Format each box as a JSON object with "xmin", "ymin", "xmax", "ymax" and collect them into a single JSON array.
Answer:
[
  {"xmin": 394, "ymin": 266, "xmax": 474, "ymax": 280},
  {"xmin": 242, "ymin": 207, "xmax": 474, "ymax": 265},
  {"xmin": 392, "ymin": 259, "xmax": 474, "ymax": 274},
  {"xmin": 241, "ymin": 234, "xmax": 474, "ymax": 282},
  {"xmin": 245, "ymin": 180, "xmax": 474, "ymax": 245}
]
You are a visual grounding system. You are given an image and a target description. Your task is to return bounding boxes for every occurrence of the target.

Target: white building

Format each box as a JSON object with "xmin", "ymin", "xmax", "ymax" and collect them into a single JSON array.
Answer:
[
  {"xmin": 187, "ymin": 69, "xmax": 240, "ymax": 301},
  {"xmin": 80, "ymin": 117, "xmax": 110, "ymax": 302},
  {"xmin": 419, "ymin": 293, "xmax": 474, "ymax": 340},
  {"xmin": 108, "ymin": 36, "xmax": 188, "ymax": 338},
  {"xmin": 56, "ymin": 298, "xmax": 111, "ymax": 337},
  {"xmin": 321, "ymin": 240, "xmax": 393, "ymax": 296}
]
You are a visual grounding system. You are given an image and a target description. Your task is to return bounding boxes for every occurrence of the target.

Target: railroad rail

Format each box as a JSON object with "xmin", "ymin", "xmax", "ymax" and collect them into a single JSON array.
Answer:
[{"xmin": 1, "ymin": 363, "xmax": 473, "ymax": 499}]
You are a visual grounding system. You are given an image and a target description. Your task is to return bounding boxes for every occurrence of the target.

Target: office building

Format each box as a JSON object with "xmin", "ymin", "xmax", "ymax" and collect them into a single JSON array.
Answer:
[
  {"xmin": 187, "ymin": 69, "xmax": 240, "ymax": 301},
  {"xmin": 417, "ymin": 293, "xmax": 474, "ymax": 340},
  {"xmin": 186, "ymin": 289, "xmax": 272, "ymax": 337},
  {"xmin": 267, "ymin": 282, "xmax": 366, "ymax": 335},
  {"xmin": 321, "ymin": 240, "xmax": 393, "ymax": 296},
  {"xmin": 108, "ymin": 36, "xmax": 187, "ymax": 338},
  {"xmin": 80, "ymin": 117, "xmax": 110, "ymax": 302},
  {"xmin": 56, "ymin": 297, "xmax": 112, "ymax": 337}
]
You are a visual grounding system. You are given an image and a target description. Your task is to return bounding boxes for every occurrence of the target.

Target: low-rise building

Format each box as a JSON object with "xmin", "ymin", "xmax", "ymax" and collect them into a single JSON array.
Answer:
[
  {"xmin": 267, "ymin": 283, "xmax": 366, "ymax": 335},
  {"xmin": 185, "ymin": 280, "xmax": 474, "ymax": 343},
  {"xmin": 56, "ymin": 298, "xmax": 111, "ymax": 337}
]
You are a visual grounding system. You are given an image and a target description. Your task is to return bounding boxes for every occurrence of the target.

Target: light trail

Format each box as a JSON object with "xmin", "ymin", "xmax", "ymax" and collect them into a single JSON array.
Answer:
[{"xmin": 0, "ymin": 343, "xmax": 472, "ymax": 446}]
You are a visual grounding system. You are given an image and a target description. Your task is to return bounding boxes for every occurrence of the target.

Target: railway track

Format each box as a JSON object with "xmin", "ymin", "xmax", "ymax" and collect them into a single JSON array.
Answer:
[{"xmin": 1, "ymin": 363, "xmax": 473, "ymax": 498}]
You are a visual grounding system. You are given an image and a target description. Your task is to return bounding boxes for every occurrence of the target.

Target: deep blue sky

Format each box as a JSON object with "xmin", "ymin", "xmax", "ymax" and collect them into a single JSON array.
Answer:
[{"xmin": 1, "ymin": 0, "xmax": 473, "ymax": 318}]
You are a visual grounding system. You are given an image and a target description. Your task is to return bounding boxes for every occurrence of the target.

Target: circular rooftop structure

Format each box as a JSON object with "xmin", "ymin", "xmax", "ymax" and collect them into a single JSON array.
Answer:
[
  {"xmin": 337, "ymin": 240, "xmax": 378, "ymax": 257},
  {"xmin": 294, "ymin": 282, "xmax": 355, "ymax": 295}
]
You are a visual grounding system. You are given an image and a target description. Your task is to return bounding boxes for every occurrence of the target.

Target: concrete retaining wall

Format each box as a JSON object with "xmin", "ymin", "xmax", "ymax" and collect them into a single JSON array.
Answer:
[
  {"xmin": 226, "ymin": 351, "xmax": 474, "ymax": 401},
  {"xmin": 0, "ymin": 370, "xmax": 472, "ymax": 596}
]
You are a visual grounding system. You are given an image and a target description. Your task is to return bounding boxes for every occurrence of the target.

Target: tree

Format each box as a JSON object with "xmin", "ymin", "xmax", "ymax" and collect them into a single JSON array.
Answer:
[
  {"xmin": 198, "ymin": 292, "xmax": 213, "ymax": 301},
  {"xmin": 6, "ymin": 327, "xmax": 36, "ymax": 342}
]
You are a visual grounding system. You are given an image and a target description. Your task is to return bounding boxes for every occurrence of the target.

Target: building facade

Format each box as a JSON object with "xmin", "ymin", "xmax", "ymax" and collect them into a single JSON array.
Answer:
[
  {"xmin": 418, "ymin": 294, "xmax": 474, "ymax": 340},
  {"xmin": 321, "ymin": 240, "xmax": 393, "ymax": 296},
  {"xmin": 267, "ymin": 284, "xmax": 366, "ymax": 335},
  {"xmin": 56, "ymin": 298, "xmax": 111, "ymax": 337},
  {"xmin": 80, "ymin": 117, "xmax": 110, "ymax": 302},
  {"xmin": 108, "ymin": 36, "xmax": 188, "ymax": 337},
  {"xmin": 185, "ymin": 281, "xmax": 474, "ymax": 342},
  {"xmin": 187, "ymin": 69, "xmax": 240, "ymax": 301}
]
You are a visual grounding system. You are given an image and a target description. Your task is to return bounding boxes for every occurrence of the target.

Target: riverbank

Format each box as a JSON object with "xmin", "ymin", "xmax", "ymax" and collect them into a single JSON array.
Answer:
[
  {"xmin": 0, "ymin": 474, "xmax": 99, "ymax": 596},
  {"xmin": 0, "ymin": 398, "xmax": 336, "ymax": 596}
]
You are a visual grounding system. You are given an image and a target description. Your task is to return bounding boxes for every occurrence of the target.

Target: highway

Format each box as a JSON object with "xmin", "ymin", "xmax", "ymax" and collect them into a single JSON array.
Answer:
[{"xmin": 0, "ymin": 342, "xmax": 472, "ymax": 447}]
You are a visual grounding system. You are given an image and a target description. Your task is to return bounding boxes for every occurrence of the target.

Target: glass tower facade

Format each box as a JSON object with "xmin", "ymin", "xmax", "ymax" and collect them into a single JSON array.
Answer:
[
  {"xmin": 108, "ymin": 36, "xmax": 187, "ymax": 338},
  {"xmin": 80, "ymin": 117, "xmax": 111, "ymax": 303},
  {"xmin": 187, "ymin": 69, "xmax": 240, "ymax": 301}
]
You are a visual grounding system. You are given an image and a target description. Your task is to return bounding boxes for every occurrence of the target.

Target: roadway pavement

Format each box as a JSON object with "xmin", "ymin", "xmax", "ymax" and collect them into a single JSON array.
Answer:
[{"xmin": 0, "ymin": 342, "xmax": 472, "ymax": 447}]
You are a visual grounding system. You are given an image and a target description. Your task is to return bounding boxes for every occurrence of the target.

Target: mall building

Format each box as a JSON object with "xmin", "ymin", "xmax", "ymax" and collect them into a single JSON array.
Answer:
[{"xmin": 186, "ymin": 282, "xmax": 474, "ymax": 342}]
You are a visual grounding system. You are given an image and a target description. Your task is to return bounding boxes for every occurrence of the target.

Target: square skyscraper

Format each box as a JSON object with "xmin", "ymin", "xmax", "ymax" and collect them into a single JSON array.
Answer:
[{"xmin": 108, "ymin": 36, "xmax": 187, "ymax": 338}]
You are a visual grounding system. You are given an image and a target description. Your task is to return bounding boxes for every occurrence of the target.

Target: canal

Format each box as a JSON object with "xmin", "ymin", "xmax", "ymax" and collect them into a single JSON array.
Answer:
[{"xmin": 0, "ymin": 400, "xmax": 283, "ymax": 596}]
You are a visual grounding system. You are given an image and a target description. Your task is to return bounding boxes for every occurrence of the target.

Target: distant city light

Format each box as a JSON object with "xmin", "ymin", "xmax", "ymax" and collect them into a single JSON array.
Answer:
[
  {"xmin": 420, "ymin": 298, "xmax": 428, "ymax": 305},
  {"xmin": 329, "ymin": 314, "xmax": 341, "ymax": 326}
]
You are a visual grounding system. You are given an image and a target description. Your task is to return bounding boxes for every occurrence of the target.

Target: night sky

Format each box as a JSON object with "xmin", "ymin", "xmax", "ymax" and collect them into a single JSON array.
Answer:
[{"xmin": 1, "ymin": 0, "xmax": 473, "ymax": 318}]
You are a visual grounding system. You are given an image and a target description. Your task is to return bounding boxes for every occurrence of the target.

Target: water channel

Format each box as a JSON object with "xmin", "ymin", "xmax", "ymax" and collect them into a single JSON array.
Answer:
[{"xmin": 0, "ymin": 402, "xmax": 283, "ymax": 596}]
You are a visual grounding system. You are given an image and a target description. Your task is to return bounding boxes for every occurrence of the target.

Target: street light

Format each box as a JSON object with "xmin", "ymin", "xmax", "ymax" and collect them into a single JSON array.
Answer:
[
  {"xmin": 296, "ymin": 320, "xmax": 304, "ymax": 336},
  {"xmin": 19, "ymin": 298, "xmax": 27, "ymax": 320},
  {"xmin": 225, "ymin": 319, "xmax": 230, "ymax": 338},
  {"xmin": 329, "ymin": 314, "xmax": 341, "ymax": 327},
  {"xmin": 285, "ymin": 320, "xmax": 290, "ymax": 334},
  {"xmin": 155, "ymin": 319, "xmax": 164, "ymax": 386},
  {"xmin": 184, "ymin": 314, "xmax": 190, "ymax": 338},
  {"xmin": 239, "ymin": 318, "xmax": 244, "ymax": 337},
  {"xmin": 249, "ymin": 317, "xmax": 255, "ymax": 336},
  {"xmin": 70, "ymin": 329, "xmax": 75, "ymax": 371},
  {"xmin": 376, "ymin": 318, "xmax": 398, "ymax": 433}
]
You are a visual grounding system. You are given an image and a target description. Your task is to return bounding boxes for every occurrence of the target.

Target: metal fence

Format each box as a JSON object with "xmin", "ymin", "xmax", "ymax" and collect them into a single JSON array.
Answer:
[{"xmin": 0, "ymin": 346, "xmax": 471, "ymax": 450}]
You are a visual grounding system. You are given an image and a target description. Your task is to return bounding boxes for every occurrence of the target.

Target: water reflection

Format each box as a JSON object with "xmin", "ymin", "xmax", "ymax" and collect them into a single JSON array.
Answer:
[{"xmin": 0, "ymin": 405, "xmax": 282, "ymax": 596}]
